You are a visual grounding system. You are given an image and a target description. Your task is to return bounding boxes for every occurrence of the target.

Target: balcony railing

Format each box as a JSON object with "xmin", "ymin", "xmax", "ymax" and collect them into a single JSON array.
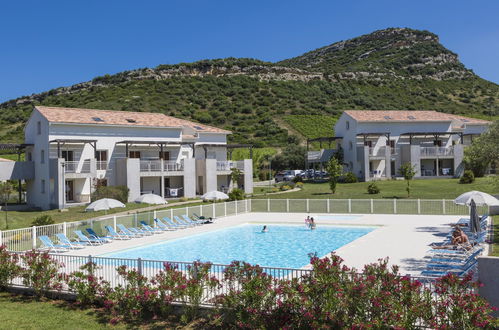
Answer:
[
  {"xmin": 420, "ymin": 147, "xmax": 454, "ymax": 157},
  {"xmin": 163, "ymin": 160, "xmax": 183, "ymax": 172},
  {"xmin": 369, "ymin": 147, "xmax": 386, "ymax": 157},
  {"xmin": 139, "ymin": 160, "xmax": 162, "ymax": 172},
  {"xmin": 217, "ymin": 161, "xmax": 244, "ymax": 171},
  {"xmin": 96, "ymin": 161, "xmax": 107, "ymax": 170},
  {"xmin": 64, "ymin": 160, "xmax": 91, "ymax": 173}
]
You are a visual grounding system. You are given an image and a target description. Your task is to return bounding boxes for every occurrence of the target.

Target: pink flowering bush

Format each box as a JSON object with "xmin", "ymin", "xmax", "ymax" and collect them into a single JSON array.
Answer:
[
  {"xmin": 0, "ymin": 245, "xmax": 21, "ymax": 289},
  {"xmin": 67, "ymin": 262, "xmax": 110, "ymax": 306},
  {"xmin": 20, "ymin": 249, "xmax": 64, "ymax": 297}
]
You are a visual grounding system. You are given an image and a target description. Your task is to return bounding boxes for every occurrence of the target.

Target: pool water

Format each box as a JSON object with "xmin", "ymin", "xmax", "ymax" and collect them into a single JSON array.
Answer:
[{"xmin": 102, "ymin": 224, "xmax": 375, "ymax": 268}]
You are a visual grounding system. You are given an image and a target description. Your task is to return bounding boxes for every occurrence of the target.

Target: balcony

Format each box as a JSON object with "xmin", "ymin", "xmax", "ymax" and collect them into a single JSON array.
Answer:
[
  {"xmin": 369, "ymin": 147, "xmax": 386, "ymax": 158},
  {"xmin": 420, "ymin": 147, "xmax": 454, "ymax": 158},
  {"xmin": 64, "ymin": 160, "xmax": 91, "ymax": 174},
  {"xmin": 216, "ymin": 160, "xmax": 244, "ymax": 172},
  {"xmin": 139, "ymin": 159, "xmax": 184, "ymax": 174}
]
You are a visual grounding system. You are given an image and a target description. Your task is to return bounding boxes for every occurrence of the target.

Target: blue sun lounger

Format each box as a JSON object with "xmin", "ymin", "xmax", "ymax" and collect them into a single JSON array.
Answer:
[
  {"xmin": 154, "ymin": 218, "xmax": 175, "ymax": 231},
  {"xmin": 74, "ymin": 230, "xmax": 106, "ymax": 245},
  {"xmin": 38, "ymin": 235, "xmax": 70, "ymax": 253},
  {"xmin": 162, "ymin": 217, "xmax": 187, "ymax": 229},
  {"xmin": 105, "ymin": 225, "xmax": 131, "ymax": 240},
  {"xmin": 174, "ymin": 215, "xmax": 195, "ymax": 227},
  {"xmin": 117, "ymin": 224, "xmax": 144, "ymax": 238},
  {"xmin": 55, "ymin": 233, "xmax": 88, "ymax": 249},
  {"xmin": 86, "ymin": 228, "xmax": 113, "ymax": 242},
  {"xmin": 182, "ymin": 214, "xmax": 204, "ymax": 226},
  {"xmin": 140, "ymin": 221, "xmax": 163, "ymax": 233}
]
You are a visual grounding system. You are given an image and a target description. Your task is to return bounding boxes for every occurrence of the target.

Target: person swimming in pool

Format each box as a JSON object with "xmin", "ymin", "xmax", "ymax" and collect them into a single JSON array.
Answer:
[
  {"xmin": 309, "ymin": 217, "xmax": 316, "ymax": 230},
  {"xmin": 261, "ymin": 225, "xmax": 268, "ymax": 233}
]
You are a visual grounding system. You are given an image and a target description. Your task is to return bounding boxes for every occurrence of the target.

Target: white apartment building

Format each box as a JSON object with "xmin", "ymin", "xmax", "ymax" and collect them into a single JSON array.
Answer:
[
  {"xmin": 0, "ymin": 106, "xmax": 252, "ymax": 210},
  {"xmin": 309, "ymin": 110, "xmax": 490, "ymax": 181}
]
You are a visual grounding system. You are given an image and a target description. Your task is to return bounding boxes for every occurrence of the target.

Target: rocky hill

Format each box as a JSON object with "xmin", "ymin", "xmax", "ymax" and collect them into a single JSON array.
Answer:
[{"xmin": 0, "ymin": 28, "xmax": 497, "ymax": 146}]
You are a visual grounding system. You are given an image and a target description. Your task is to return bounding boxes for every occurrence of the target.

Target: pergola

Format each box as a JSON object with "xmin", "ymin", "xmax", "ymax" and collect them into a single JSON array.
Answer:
[
  {"xmin": 115, "ymin": 141, "xmax": 194, "ymax": 158},
  {"xmin": 49, "ymin": 139, "xmax": 97, "ymax": 158},
  {"xmin": 195, "ymin": 143, "xmax": 254, "ymax": 159},
  {"xmin": 0, "ymin": 143, "xmax": 33, "ymax": 203},
  {"xmin": 398, "ymin": 132, "xmax": 464, "ymax": 144},
  {"xmin": 356, "ymin": 133, "xmax": 391, "ymax": 145},
  {"xmin": 306, "ymin": 137, "xmax": 342, "ymax": 151}
]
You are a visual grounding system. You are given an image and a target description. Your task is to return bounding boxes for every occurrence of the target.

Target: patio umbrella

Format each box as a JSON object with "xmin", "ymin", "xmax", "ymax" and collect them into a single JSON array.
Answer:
[
  {"xmin": 85, "ymin": 198, "xmax": 125, "ymax": 212},
  {"xmin": 201, "ymin": 191, "xmax": 229, "ymax": 201},
  {"xmin": 135, "ymin": 193, "xmax": 167, "ymax": 205},
  {"xmin": 469, "ymin": 199, "xmax": 480, "ymax": 234},
  {"xmin": 453, "ymin": 191, "xmax": 499, "ymax": 206}
]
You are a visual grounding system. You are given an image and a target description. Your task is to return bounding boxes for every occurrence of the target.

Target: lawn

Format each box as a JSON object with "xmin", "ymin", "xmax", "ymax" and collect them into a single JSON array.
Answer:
[
  {"xmin": 0, "ymin": 292, "xmax": 207, "ymax": 329},
  {"xmin": 0, "ymin": 292, "xmax": 120, "ymax": 330},
  {"xmin": 491, "ymin": 215, "xmax": 499, "ymax": 257},
  {"xmin": 254, "ymin": 177, "xmax": 498, "ymax": 200}
]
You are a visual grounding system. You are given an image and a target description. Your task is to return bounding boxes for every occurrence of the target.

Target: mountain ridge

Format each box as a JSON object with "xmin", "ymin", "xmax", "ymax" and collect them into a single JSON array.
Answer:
[{"xmin": 0, "ymin": 27, "xmax": 497, "ymax": 146}]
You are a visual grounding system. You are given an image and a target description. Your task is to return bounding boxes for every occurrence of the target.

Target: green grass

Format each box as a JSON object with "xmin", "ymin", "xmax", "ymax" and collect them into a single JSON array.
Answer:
[
  {"xmin": 253, "ymin": 177, "xmax": 498, "ymax": 200},
  {"xmin": 0, "ymin": 292, "xmax": 121, "ymax": 330}
]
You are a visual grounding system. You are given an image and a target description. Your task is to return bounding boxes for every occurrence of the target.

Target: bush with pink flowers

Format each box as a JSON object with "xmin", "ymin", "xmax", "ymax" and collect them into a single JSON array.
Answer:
[{"xmin": 20, "ymin": 249, "xmax": 64, "ymax": 297}]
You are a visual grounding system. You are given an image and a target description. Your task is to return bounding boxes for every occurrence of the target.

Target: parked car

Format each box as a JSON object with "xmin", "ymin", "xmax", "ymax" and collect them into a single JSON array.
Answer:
[{"xmin": 275, "ymin": 170, "xmax": 297, "ymax": 182}]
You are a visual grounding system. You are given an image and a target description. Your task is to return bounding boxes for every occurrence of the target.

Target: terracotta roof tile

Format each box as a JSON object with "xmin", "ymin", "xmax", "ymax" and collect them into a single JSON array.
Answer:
[
  {"xmin": 35, "ymin": 106, "xmax": 231, "ymax": 133},
  {"xmin": 344, "ymin": 110, "xmax": 490, "ymax": 124}
]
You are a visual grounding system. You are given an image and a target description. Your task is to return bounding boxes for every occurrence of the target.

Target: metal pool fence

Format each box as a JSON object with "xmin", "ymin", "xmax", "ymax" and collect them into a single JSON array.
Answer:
[
  {"xmin": 0, "ymin": 198, "xmax": 478, "ymax": 252},
  {"xmin": 8, "ymin": 252, "xmax": 439, "ymax": 305}
]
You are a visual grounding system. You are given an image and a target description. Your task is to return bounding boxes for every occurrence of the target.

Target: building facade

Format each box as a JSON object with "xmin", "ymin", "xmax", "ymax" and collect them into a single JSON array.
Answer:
[
  {"xmin": 0, "ymin": 106, "xmax": 252, "ymax": 210},
  {"xmin": 332, "ymin": 110, "xmax": 490, "ymax": 181}
]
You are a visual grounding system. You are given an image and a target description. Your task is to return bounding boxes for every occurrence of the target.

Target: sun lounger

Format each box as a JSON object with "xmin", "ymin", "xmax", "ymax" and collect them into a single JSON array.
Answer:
[
  {"xmin": 129, "ymin": 226, "xmax": 153, "ymax": 236},
  {"xmin": 174, "ymin": 215, "xmax": 195, "ymax": 227},
  {"xmin": 74, "ymin": 230, "xmax": 106, "ymax": 245},
  {"xmin": 140, "ymin": 221, "xmax": 163, "ymax": 233},
  {"xmin": 117, "ymin": 224, "xmax": 144, "ymax": 237},
  {"xmin": 86, "ymin": 228, "xmax": 113, "ymax": 242},
  {"xmin": 162, "ymin": 217, "xmax": 187, "ymax": 229},
  {"xmin": 55, "ymin": 233, "xmax": 88, "ymax": 249},
  {"xmin": 154, "ymin": 218, "xmax": 175, "ymax": 231},
  {"xmin": 421, "ymin": 259, "xmax": 478, "ymax": 277},
  {"xmin": 105, "ymin": 225, "xmax": 131, "ymax": 240},
  {"xmin": 181, "ymin": 214, "xmax": 204, "ymax": 226},
  {"xmin": 38, "ymin": 235, "xmax": 70, "ymax": 253}
]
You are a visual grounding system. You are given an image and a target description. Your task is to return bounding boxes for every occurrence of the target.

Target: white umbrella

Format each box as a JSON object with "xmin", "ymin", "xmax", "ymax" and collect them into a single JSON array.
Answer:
[
  {"xmin": 201, "ymin": 191, "xmax": 229, "ymax": 201},
  {"xmin": 85, "ymin": 198, "xmax": 126, "ymax": 212},
  {"xmin": 135, "ymin": 193, "xmax": 167, "ymax": 205},
  {"xmin": 454, "ymin": 191, "xmax": 499, "ymax": 206}
]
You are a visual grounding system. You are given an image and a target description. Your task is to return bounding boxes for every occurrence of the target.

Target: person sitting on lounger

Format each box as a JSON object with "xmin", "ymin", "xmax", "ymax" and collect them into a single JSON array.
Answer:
[
  {"xmin": 261, "ymin": 225, "xmax": 268, "ymax": 233},
  {"xmin": 432, "ymin": 228, "xmax": 470, "ymax": 250}
]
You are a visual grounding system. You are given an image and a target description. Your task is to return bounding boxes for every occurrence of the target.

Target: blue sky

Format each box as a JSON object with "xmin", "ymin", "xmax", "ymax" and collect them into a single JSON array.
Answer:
[{"xmin": 1, "ymin": 0, "xmax": 498, "ymax": 102}]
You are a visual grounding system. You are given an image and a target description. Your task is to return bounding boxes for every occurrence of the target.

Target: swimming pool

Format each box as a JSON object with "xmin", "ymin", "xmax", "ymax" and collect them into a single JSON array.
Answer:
[{"xmin": 102, "ymin": 224, "xmax": 375, "ymax": 268}]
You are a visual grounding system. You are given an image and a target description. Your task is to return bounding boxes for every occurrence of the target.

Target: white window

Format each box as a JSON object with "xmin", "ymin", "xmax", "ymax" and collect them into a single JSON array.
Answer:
[
  {"xmin": 40, "ymin": 149, "xmax": 45, "ymax": 164},
  {"xmin": 37, "ymin": 121, "xmax": 41, "ymax": 135},
  {"xmin": 346, "ymin": 121, "xmax": 350, "ymax": 130},
  {"xmin": 41, "ymin": 179, "xmax": 45, "ymax": 193}
]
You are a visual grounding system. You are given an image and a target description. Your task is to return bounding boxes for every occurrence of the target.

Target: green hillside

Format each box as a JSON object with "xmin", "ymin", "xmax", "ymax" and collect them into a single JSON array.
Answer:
[{"xmin": 0, "ymin": 28, "xmax": 498, "ymax": 147}]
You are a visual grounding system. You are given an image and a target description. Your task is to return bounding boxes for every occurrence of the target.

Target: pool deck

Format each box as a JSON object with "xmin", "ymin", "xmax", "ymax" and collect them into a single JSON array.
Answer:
[{"xmin": 65, "ymin": 212, "xmax": 483, "ymax": 275}]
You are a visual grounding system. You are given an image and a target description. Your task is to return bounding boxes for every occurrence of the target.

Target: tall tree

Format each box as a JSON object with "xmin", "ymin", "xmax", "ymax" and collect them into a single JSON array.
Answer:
[{"xmin": 463, "ymin": 120, "xmax": 499, "ymax": 177}]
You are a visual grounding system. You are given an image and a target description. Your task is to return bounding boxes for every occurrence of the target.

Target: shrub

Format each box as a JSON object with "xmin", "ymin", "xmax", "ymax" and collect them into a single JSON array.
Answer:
[
  {"xmin": 67, "ymin": 262, "xmax": 109, "ymax": 306},
  {"xmin": 0, "ymin": 245, "xmax": 21, "ymax": 289},
  {"xmin": 344, "ymin": 171, "xmax": 358, "ymax": 183},
  {"xmin": 91, "ymin": 185, "xmax": 129, "ymax": 203},
  {"xmin": 228, "ymin": 188, "xmax": 244, "ymax": 201},
  {"xmin": 295, "ymin": 182, "xmax": 304, "ymax": 188},
  {"xmin": 31, "ymin": 215, "xmax": 54, "ymax": 226},
  {"xmin": 258, "ymin": 169, "xmax": 272, "ymax": 181},
  {"xmin": 367, "ymin": 181, "xmax": 380, "ymax": 194},
  {"xmin": 292, "ymin": 175, "xmax": 303, "ymax": 183},
  {"xmin": 459, "ymin": 170, "xmax": 475, "ymax": 184},
  {"xmin": 21, "ymin": 250, "xmax": 64, "ymax": 297}
]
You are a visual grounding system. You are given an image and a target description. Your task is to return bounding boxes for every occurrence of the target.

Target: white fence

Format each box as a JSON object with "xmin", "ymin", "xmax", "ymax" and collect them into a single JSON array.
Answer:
[{"xmin": 0, "ymin": 199, "xmax": 478, "ymax": 252}]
